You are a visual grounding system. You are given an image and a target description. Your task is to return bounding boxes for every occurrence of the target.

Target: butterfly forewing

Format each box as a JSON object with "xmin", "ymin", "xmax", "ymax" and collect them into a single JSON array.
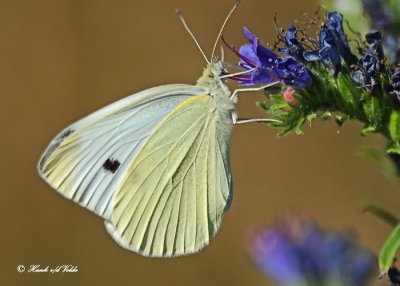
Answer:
[
  {"xmin": 38, "ymin": 84, "xmax": 206, "ymax": 220},
  {"xmin": 106, "ymin": 95, "xmax": 232, "ymax": 257}
]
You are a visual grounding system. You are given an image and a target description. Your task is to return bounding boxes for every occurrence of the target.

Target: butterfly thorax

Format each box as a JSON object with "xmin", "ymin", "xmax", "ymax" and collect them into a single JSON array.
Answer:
[
  {"xmin": 196, "ymin": 61, "xmax": 235, "ymax": 118},
  {"xmin": 196, "ymin": 60, "xmax": 235, "ymax": 155}
]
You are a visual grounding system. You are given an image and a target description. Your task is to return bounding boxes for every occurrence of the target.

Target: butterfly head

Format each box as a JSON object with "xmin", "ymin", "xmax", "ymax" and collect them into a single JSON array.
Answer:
[
  {"xmin": 210, "ymin": 57, "xmax": 227, "ymax": 77},
  {"xmin": 196, "ymin": 57, "xmax": 229, "ymax": 88}
]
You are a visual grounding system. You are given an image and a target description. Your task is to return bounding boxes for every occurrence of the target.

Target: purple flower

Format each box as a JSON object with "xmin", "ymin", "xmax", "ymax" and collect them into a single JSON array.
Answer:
[
  {"xmin": 351, "ymin": 31, "xmax": 383, "ymax": 90},
  {"xmin": 304, "ymin": 25, "xmax": 341, "ymax": 74},
  {"xmin": 303, "ymin": 11, "xmax": 357, "ymax": 74},
  {"xmin": 233, "ymin": 27, "xmax": 312, "ymax": 88},
  {"xmin": 249, "ymin": 216, "xmax": 377, "ymax": 286},
  {"xmin": 326, "ymin": 12, "xmax": 357, "ymax": 65},
  {"xmin": 280, "ymin": 24, "xmax": 305, "ymax": 62}
]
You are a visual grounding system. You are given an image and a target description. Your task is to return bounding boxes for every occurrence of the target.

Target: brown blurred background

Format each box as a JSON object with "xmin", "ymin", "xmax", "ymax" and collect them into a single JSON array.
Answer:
[{"xmin": 1, "ymin": 0, "xmax": 399, "ymax": 285}]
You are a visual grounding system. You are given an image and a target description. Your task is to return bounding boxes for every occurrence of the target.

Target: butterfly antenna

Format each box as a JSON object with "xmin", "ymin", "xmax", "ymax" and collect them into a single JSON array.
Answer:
[
  {"xmin": 211, "ymin": 0, "xmax": 240, "ymax": 61},
  {"xmin": 176, "ymin": 10, "xmax": 210, "ymax": 65}
]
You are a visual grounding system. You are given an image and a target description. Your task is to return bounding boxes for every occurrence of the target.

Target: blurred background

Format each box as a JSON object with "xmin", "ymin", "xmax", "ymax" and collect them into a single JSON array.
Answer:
[{"xmin": 1, "ymin": 0, "xmax": 399, "ymax": 285}]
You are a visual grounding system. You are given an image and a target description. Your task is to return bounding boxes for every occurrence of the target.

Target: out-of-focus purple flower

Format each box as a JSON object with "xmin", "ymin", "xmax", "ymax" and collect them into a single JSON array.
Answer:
[
  {"xmin": 326, "ymin": 12, "xmax": 358, "ymax": 65},
  {"xmin": 304, "ymin": 25, "xmax": 341, "ymax": 75},
  {"xmin": 362, "ymin": 0, "xmax": 400, "ymax": 63},
  {"xmin": 362, "ymin": 0, "xmax": 392, "ymax": 32},
  {"xmin": 249, "ymin": 216, "xmax": 377, "ymax": 286},
  {"xmin": 280, "ymin": 24, "xmax": 305, "ymax": 62},
  {"xmin": 232, "ymin": 27, "xmax": 312, "ymax": 88}
]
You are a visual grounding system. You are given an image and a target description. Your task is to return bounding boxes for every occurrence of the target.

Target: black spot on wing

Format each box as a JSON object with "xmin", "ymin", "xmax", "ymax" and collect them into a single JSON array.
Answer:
[
  {"xmin": 103, "ymin": 158, "xmax": 121, "ymax": 173},
  {"xmin": 39, "ymin": 129, "xmax": 75, "ymax": 170}
]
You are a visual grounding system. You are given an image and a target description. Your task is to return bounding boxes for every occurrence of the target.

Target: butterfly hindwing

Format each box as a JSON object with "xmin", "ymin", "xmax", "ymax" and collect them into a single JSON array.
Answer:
[
  {"xmin": 106, "ymin": 95, "xmax": 233, "ymax": 257},
  {"xmin": 38, "ymin": 84, "xmax": 206, "ymax": 220}
]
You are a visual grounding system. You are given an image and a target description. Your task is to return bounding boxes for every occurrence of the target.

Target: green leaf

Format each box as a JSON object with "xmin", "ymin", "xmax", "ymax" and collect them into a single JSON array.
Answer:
[
  {"xmin": 358, "ymin": 147, "xmax": 398, "ymax": 177},
  {"xmin": 361, "ymin": 202, "xmax": 399, "ymax": 226},
  {"xmin": 379, "ymin": 224, "xmax": 400, "ymax": 272}
]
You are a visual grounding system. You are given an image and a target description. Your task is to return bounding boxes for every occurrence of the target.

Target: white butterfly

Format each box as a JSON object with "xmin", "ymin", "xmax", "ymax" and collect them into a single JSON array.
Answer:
[{"xmin": 37, "ymin": 1, "xmax": 276, "ymax": 257}]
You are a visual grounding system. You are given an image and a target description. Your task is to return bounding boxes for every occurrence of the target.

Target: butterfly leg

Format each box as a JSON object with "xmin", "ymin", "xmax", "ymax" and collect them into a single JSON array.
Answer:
[
  {"xmin": 229, "ymin": 81, "xmax": 280, "ymax": 102},
  {"xmin": 230, "ymin": 81, "xmax": 281, "ymax": 125},
  {"xmin": 233, "ymin": 118, "xmax": 282, "ymax": 125}
]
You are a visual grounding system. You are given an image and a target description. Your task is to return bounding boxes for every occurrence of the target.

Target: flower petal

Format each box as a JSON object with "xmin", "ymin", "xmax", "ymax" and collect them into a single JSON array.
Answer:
[
  {"xmin": 303, "ymin": 51, "xmax": 321, "ymax": 61},
  {"xmin": 238, "ymin": 44, "xmax": 260, "ymax": 67}
]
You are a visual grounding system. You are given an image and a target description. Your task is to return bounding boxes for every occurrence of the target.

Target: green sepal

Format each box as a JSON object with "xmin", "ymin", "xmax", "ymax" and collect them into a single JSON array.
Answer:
[
  {"xmin": 336, "ymin": 72, "xmax": 360, "ymax": 115},
  {"xmin": 362, "ymin": 95, "xmax": 383, "ymax": 133},
  {"xmin": 295, "ymin": 117, "xmax": 306, "ymax": 135},
  {"xmin": 335, "ymin": 114, "xmax": 349, "ymax": 126},
  {"xmin": 361, "ymin": 126, "xmax": 376, "ymax": 136},
  {"xmin": 321, "ymin": 111, "xmax": 332, "ymax": 120},
  {"xmin": 389, "ymin": 109, "xmax": 400, "ymax": 142},
  {"xmin": 256, "ymin": 101, "xmax": 269, "ymax": 111},
  {"xmin": 261, "ymin": 92, "xmax": 314, "ymax": 136},
  {"xmin": 379, "ymin": 224, "xmax": 400, "ymax": 272},
  {"xmin": 306, "ymin": 113, "xmax": 317, "ymax": 122},
  {"xmin": 387, "ymin": 141, "xmax": 400, "ymax": 155}
]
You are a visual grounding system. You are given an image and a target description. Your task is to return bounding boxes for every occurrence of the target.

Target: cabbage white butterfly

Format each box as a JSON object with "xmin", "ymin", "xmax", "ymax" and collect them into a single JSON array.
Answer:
[{"xmin": 38, "ymin": 1, "xmax": 275, "ymax": 257}]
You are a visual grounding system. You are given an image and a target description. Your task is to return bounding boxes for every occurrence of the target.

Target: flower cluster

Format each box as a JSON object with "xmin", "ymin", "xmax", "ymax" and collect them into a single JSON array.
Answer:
[
  {"xmin": 230, "ymin": 11, "xmax": 357, "ymax": 87},
  {"xmin": 226, "ymin": 0, "xmax": 400, "ymax": 275},
  {"xmin": 249, "ymin": 216, "xmax": 376, "ymax": 286},
  {"xmin": 226, "ymin": 5, "xmax": 400, "ymax": 149}
]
